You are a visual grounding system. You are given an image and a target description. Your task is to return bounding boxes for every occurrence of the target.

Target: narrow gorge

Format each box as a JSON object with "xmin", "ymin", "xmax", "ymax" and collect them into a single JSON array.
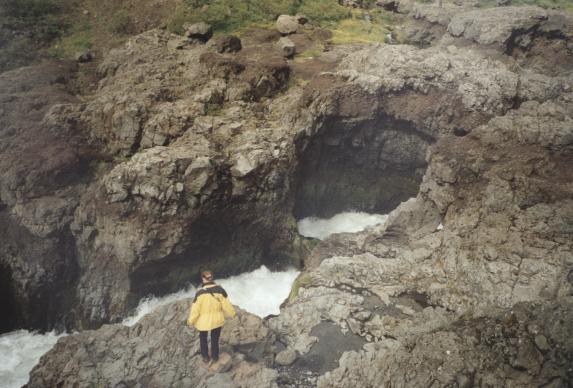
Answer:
[{"xmin": 0, "ymin": 0, "xmax": 572, "ymax": 387}]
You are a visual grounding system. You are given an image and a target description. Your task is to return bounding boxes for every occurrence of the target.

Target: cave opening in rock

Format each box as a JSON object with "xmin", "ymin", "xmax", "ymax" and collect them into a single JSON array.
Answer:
[
  {"xmin": 294, "ymin": 113, "xmax": 432, "ymax": 220},
  {"xmin": 127, "ymin": 211, "xmax": 296, "ymax": 310}
]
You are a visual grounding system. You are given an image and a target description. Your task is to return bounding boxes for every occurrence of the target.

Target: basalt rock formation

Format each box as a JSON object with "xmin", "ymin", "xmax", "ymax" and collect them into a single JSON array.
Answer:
[
  {"xmin": 27, "ymin": 304, "xmax": 280, "ymax": 388},
  {"xmin": 6, "ymin": 2, "xmax": 573, "ymax": 387},
  {"xmin": 0, "ymin": 62, "xmax": 94, "ymax": 332},
  {"xmin": 272, "ymin": 5, "xmax": 573, "ymax": 386},
  {"xmin": 3, "ymin": 5, "xmax": 535, "ymax": 331},
  {"xmin": 2, "ymin": 28, "xmax": 304, "ymax": 330}
]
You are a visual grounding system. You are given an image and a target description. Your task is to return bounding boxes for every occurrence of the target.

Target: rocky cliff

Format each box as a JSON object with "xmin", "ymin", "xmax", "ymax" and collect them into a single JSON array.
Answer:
[{"xmin": 2, "ymin": 1, "xmax": 573, "ymax": 387}]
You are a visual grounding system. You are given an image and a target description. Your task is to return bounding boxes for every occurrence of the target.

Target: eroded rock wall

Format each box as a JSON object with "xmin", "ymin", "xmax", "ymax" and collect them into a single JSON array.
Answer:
[
  {"xmin": 0, "ymin": 62, "xmax": 93, "ymax": 332},
  {"xmin": 267, "ymin": 5, "xmax": 573, "ymax": 385},
  {"xmin": 23, "ymin": 3, "xmax": 573, "ymax": 387},
  {"xmin": 2, "ymin": 0, "xmax": 572, "ymax": 352}
]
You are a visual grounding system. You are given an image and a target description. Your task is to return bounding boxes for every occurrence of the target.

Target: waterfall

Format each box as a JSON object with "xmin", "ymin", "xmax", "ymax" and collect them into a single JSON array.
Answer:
[{"xmin": 297, "ymin": 211, "xmax": 388, "ymax": 240}]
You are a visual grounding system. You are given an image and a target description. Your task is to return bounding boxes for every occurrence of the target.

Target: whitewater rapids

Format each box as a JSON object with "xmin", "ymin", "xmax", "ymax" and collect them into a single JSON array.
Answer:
[
  {"xmin": 297, "ymin": 211, "xmax": 388, "ymax": 240},
  {"xmin": 0, "ymin": 211, "xmax": 387, "ymax": 388}
]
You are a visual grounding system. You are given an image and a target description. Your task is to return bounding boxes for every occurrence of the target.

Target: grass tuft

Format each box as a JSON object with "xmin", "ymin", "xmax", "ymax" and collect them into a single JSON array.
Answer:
[
  {"xmin": 109, "ymin": 9, "xmax": 135, "ymax": 35},
  {"xmin": 49, "ymin": 22, "xmax": 92, "ymax": 58},
  {"xmin": 331, "ymin": 18, "xmax": 388, "ymax": 45},
  {"xmin": 168, "ymin": 0, "xmax": 350, "ymax": 34},
  {"xmin": 330, "ymin": 9, "xmax": 396, "ymax": 45}
]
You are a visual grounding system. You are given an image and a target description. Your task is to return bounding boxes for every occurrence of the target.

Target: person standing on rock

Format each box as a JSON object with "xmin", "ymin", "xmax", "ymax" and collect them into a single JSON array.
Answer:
[{"xmin": 187, "ymin": 270, "xmax": 236, "ymax": 364}]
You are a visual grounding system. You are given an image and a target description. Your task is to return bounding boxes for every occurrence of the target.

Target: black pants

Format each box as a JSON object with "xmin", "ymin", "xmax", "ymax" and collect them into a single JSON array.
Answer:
[{"xmin": 199, "ymin": 327, "xmax": 221, "ymax": 361}]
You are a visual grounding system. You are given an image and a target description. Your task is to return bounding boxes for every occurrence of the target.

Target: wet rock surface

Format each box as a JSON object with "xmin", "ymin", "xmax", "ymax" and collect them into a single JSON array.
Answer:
[{"xmin": 2, "ymin": 3, "xmax": 573, "ymax": 387}]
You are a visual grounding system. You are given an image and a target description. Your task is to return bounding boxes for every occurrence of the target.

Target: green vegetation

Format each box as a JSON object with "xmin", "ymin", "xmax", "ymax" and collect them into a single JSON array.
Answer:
[
  {"xmin": 109, "ymin": 9, "xmax": 134, "ymax": 35},
  {"xmin": 331, "ymin": 19, "xmax": 385, "ymax": 44},
  {"xmin": 288, "ymin": 272, "xmax": 314, "ymax": 303},
  {"xmin": 0, "ymin": 0, "xmax": 70, "ymax": 72},
  {"xmin": 165, "ymin": 8, "xmax": 189, "ymax": 35},
  {"xmin": 331, "ymin": 9, "xmax": 396, "ymax": 45},
  {"xmin": 167, "ymin": 0, "xmax": 350, "ymax": 34},
  {"xmin": 166, "ymin": 0, "xmax": 403, "ymax": 47},
  {"xmin": 3, "ymin": 0, "xmax": 571, "ymax": 74},
  {"xmin": 49, "ymin": 22, "xmax": 92, "ymax": 58},
  {"xmin": 296, "ymin": 0, "xmax": 350, "ymax": 25},
  {"xmin": 298, "ymin": 45, "xmax": 325, "ymax": 59}
]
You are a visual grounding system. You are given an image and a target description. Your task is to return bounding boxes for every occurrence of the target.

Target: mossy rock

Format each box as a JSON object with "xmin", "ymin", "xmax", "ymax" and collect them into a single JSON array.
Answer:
[{"xmin": 288, "ymin": 272, "xmax": 314, "ymax": 303}]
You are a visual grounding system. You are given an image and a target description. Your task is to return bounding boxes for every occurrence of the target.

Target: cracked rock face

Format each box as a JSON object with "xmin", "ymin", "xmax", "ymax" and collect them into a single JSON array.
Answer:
[
  {"xmin": 268, "ymin": 92, "xmax": 573, "ymax": 386},
  {"xmin": 316, "ymin": 298, "xmax": 573, "ymax": 387},
  {"xmin": 26, "ymin": 303, "xmax": 280, "ymax": 388},
  {"xmin": 3, "ymin": 11, "xmax": 573, "ymax": 388},
  {"xmin": 407, "ymin": 4, "xmax": 573, "ymax": 76},
  {"xmin": 0, "ymin": 62, "xmax": 91, "ymax": 332},
  {"xmin": 3, "ymin": 19, "xmax": 532, "ymax": 330},
  {"xmin": 267, "ymin": 14, "xmax": 573, "ymax": 383},
  {"xmin": 20, "ymin": 3, "xmax": 573, "ymax": 387}
]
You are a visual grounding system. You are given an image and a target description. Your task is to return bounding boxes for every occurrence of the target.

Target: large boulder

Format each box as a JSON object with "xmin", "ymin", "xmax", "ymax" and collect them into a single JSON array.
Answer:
[
  {"xmin": 411, "ymin": 3, "xmax": 465, "ymax": 27},
  {"xmin": 336, "ymin": 43, "xmax": 519, "ymax": 116},
  {"xmin": 376, "ymin": 0, "xmax": 415, "ymax": 14},
  {"xmin": 276, "ymin": 15, "xmax": 299, "ymax": 35},
  {"xmin": 278, "ymin": 37, "xmax": 296, "ymax": 58},
  {"xmin": 448, "ymin": 6, "xmax": 548, "ymax": 48},
  {"xmin": 185, "ymin": 22, "xmax": 213, "ymax": 42},
  {"xmin": 215, "ymin": 34, "xmax": 242, "ymax": 53}
]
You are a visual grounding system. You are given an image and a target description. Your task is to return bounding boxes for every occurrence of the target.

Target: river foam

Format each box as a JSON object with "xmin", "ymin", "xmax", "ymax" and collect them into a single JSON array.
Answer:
[
  {"xmin": 0, "ymin": 330, "xmax": 65, "ymax": 388},
  {"xmin": 1, "ymin": 211, "xmax": 386, "ymax": 388},
  {"xmin": 123, "ymin": 265, "xmax": 299, "ymax": 326},
  {"xmin": 0, "ymin": 266, "xmax": 298, "ymax": 388},
  {"xmin": 297, "ymin": 211, "xmax": 388, "ymax": 240}
]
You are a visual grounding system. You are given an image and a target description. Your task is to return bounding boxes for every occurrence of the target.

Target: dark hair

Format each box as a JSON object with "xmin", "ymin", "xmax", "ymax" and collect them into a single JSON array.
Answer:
[{"xmin": 201, "ymin": 271, "xmax": 213, "ymax": 281}]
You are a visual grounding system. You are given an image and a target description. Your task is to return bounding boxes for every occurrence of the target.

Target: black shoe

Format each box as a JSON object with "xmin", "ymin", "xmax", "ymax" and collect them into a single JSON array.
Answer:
[
  {"xmin": 211, "ymin": 356, "xmax": 219, "ymax": 363},
  {"xmin": 202, "ymin": 356, "xmax": 210, "ymax": 363}
]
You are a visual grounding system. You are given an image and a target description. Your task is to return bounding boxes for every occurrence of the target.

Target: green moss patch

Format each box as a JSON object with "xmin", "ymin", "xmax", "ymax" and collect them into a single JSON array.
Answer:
[{"xmin": 288, "ymin": 272, "xmax": 314, "ymax": 303}]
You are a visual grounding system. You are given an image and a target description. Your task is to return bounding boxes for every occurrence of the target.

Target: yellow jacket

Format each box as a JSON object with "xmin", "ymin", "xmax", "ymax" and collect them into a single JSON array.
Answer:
[{"xmin": 187, "ymin": 283, "xmax": 236, "ymax": 331}]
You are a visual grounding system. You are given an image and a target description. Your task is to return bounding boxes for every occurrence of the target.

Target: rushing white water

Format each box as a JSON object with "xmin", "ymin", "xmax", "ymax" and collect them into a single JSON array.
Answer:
[
  {"xmin": 0, "ymin": 266, "xmax": 298, "ymax": 388},
  {"xmin": 0, "ymin": 330, "xmax": 65, "ymax": 388},
  {"xmin": 297, "ymin": 211, "xmax": 388, "ymax": 240},
  {"xmin": 123, "ymin": 265, "xmax": 299, "ymax": 326},
  {"xmin": 1, "ymin": 211, "xmax": 385, "ymax": 387}
]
